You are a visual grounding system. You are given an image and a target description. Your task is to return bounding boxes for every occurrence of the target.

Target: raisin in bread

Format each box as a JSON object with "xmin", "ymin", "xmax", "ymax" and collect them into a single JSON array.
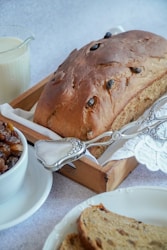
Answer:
[
  {"xmin": 77, "ymin": 204, "xmax": 167, "ymax": 250},
  {"xmin": 34, "ymin": 30, "xmax": 167, "ymax": 157}
]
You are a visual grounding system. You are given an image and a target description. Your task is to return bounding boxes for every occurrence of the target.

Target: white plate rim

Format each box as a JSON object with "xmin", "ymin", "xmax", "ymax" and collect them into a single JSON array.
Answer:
[
  {"xmin": 43, "ymin": 185, "xmax": 167, "ymax": 250},
  {"xmin": 0, "ymin": 145, "xmax": 53, "ymax": 231}
]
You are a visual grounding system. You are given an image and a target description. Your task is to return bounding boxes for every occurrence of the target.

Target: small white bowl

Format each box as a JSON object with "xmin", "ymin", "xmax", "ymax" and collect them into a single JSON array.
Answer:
[{"xmin": 0, "ymin": 127, "xmax": 28, "ymax": 204}]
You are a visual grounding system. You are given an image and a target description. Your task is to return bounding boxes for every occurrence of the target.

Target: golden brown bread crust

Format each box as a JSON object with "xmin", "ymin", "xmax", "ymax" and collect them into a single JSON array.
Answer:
[{"xmin": 34, "ymin": 30, "xmax": 167, "ymax": 157}]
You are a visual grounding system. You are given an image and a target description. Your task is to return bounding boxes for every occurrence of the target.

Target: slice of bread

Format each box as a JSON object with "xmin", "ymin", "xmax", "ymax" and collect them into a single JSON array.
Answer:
[
  {"xmin": 59, "ymin": 233, "xmax": 85, "ymax": 250},
  {"xmin": 78, "ymin": 204, "xmax": 167, "ymax": 250}
]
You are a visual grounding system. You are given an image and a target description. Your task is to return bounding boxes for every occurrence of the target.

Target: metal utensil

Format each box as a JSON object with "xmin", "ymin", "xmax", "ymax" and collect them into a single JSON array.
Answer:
[{"xmin": 35, "ymin": 95, "xmax": 167, "ymax": 172}]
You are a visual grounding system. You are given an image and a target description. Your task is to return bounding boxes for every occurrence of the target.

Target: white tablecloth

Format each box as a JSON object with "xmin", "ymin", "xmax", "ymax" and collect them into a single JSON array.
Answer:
[{"xmin": 1, "ymin": 1, "xmax": 167, "ymax": 249}]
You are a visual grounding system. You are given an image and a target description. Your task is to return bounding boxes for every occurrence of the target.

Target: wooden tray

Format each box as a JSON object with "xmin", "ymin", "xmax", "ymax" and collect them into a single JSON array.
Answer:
[{"xmin": 0, "ymin": 74, "xmax": 138, "ymax": 193}]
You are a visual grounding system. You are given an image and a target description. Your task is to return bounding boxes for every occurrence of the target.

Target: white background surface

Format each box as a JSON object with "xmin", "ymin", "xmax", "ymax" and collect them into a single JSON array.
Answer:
[{"xmin": 0, "ymin": 0, "xmax": 167, "ymax": 249}]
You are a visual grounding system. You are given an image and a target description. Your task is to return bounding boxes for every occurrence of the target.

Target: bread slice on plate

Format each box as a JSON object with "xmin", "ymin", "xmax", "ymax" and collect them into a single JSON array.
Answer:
[{"xmin": 77, "ymin": 204, "xmax": 167, "ymax": 250}]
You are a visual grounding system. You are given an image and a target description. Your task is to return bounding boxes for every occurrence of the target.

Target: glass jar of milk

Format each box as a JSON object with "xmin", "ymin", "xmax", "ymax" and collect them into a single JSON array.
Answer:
[{"xmin": 0, "ymin": 25, "xmax": 34, "ymax": 104}]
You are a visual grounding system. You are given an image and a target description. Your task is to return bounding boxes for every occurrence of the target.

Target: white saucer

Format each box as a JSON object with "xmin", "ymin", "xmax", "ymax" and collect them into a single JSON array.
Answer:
[{"xmin": 0, "ymin": 145, "xmax": 53, "ymax": 231}]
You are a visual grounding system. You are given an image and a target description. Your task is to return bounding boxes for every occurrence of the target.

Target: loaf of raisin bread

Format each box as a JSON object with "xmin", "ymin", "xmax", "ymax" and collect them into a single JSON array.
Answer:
[
  {"xmin": 77, "ymin": 204, "xmax": 167, "ymax": 250},
  {"xmin": 34, "ymin": 30, "xmax": 167, "ymax": 157}
]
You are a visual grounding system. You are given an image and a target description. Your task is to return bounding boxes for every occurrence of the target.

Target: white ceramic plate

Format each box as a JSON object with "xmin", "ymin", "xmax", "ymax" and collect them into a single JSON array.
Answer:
[
  {"xmin": 0, "ymin": 145, "xmax": 53, "ymax": 230},
  {"xmin": 43, "ymin": 186, "xmax": 167, "ymax": 250}
]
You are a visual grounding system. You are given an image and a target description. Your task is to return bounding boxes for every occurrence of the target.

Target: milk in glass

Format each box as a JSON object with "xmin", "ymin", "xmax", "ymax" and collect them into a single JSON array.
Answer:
[{"xmin": 0, "ymin": 37, "xmax": 30, "ymax": 104}]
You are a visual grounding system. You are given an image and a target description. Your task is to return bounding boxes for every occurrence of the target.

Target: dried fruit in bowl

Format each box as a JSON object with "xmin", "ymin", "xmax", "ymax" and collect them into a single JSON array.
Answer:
[{"xmin": 0, "ymin": 121, "xmax": 23, "ymax": 174}]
